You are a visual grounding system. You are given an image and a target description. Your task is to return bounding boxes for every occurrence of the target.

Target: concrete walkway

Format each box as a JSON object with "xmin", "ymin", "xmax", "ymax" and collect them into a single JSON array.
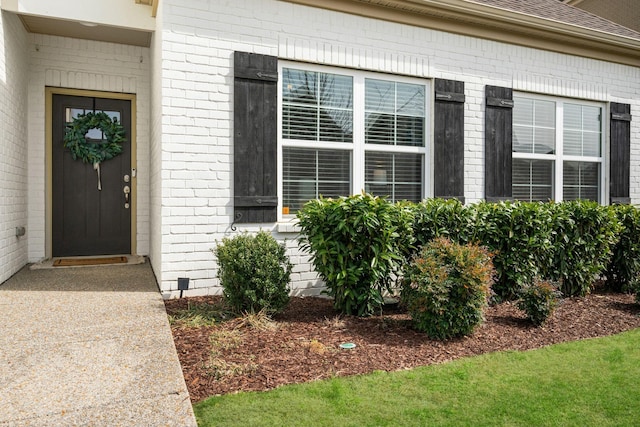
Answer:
[{"xmin": 0, "ymin": 262, "xmax": 197, "ymax": 426}]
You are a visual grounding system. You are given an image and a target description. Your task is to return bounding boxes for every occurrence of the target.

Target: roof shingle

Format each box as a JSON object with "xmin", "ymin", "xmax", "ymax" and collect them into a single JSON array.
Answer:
[{"xmin": 469, "ymin": 0, "xmax": 640, "ymax": 40}]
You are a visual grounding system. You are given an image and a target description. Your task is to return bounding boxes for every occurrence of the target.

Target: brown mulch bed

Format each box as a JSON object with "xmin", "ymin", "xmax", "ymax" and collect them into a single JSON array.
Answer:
[{"xmin": 165, "ymin": 290, "xmax": 640, "ymax": 403}]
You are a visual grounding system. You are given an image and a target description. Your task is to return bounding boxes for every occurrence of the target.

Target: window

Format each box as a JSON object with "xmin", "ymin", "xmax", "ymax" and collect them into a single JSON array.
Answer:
[
  {"xmin": 512, "ymin": 94, "xmax": 604, "ymax": 202},
  {"xmin": 280, "ymin": 63, "xmax": 429, "ymax": 213},
  {"xmin": 65, "ymin": 108, "xmax": 121, "ymax": 141}
]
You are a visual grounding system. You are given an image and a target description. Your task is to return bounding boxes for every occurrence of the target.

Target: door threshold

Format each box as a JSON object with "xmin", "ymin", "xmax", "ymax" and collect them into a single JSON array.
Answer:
[{"xmin": 30, "ymin": 255, "xmax": 146, "ymax": 270}]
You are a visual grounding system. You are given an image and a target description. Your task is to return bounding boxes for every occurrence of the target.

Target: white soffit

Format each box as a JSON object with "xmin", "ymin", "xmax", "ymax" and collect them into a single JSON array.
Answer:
[
  {"xmin": 2, "ymin": 0, "xmax": 155, "ymax": 47},
  {"xmin": 19, "ymin": 14, "xmax": 152, "ymax": 47}
]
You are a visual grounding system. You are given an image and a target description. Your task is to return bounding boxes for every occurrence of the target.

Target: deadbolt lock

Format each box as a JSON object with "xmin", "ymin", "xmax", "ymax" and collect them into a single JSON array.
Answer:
[{"xmin": 124, "ymin": 174, "xmax": 130, "ymax": 183}]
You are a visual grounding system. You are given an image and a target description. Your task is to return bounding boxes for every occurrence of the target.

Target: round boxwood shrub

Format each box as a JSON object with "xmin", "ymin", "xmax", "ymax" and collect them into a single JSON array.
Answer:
[
  {"xmin": 401, "ymin": 237, "xmax": 494, "ymax": 340},
  {"xmin": 214, "ymin": 231, "xmax": 292, "ymax": 315},
  {"xmin": 517, "ymin": 279, "xmax": 561, "ymax": 326}
]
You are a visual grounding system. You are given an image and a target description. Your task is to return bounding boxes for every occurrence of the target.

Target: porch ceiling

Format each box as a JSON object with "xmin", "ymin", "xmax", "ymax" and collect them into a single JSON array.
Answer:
[{"xmin": 19, "ymin": 15, "xmax": 152, "ymax": 47}]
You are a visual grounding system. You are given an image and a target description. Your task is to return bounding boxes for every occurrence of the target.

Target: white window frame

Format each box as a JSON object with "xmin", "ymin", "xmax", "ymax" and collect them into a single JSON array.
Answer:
[
  {"xmin": 512, "ymin": 92, "xmax": 606, "ymax": 203},
  {"xmin": 277, "ymin": 61, "xmax": 431, "ymax": 219}
]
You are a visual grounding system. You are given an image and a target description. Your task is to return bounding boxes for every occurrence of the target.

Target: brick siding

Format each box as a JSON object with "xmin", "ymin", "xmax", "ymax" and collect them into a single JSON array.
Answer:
[
  {"xmin": 153, "ymin": 0, "xmax": 640, "ymax": 296},
  {"xmin": 0, "ymin": 12, "xmax": 29, "ymax": 284}
]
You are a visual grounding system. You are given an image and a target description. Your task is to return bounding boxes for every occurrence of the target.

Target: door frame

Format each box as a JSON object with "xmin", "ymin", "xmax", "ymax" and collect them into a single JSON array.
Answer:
[{"xmin": 45, "ymin": 87, "xmax": 138, "ymax": 259}]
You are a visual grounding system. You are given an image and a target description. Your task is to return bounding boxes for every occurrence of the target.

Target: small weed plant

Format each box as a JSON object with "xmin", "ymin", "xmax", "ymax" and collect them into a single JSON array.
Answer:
[
  {"xmin": 168, "ymin": 301, "xmax": 228, "ymax": 328},
  {"xmin": 210, "ymin": 329, "xmax": 243, "ymax": 352},
  {"xmin": 306, "ymin": 339, "xmax": 329, "ymax": 356},
  {"xmin": 322, "ymin": 315, "xmax": 346, "ymax": 330},
  {"xmin": 517, "ymin": 279, "xmax": 562, "ymax": 326},
  {"xmin": 202, "ymin": 358, "xmax": 258, "ymax": 381},
  {"xmin": 214, "ymin": 231, "xmax": 292, "ymax": 315},
  {"xmin": 203, "ymin": 329, "xmax": 255, "ymax": 380},
  {"xmin": 234, "ymin": 309, "xmax": 278, "ymax": 331},
  {"xmin": 401, "ymin": 237, "xmax": 494, "ymax": 340}
]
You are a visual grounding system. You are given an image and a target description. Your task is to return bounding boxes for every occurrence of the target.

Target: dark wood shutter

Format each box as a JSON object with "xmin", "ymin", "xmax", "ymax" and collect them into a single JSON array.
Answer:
[
  {"xmin": 233, "ymin": 51, "xmax": 278, "ymax": 223},
  {"xmin": 610, "ymin": 102, "xmax": 632, "ymax": 204},
  {"xmin": 434, "ymin": 79, "xmax": 465, "ymax": 202},
  {"xmin": 485, "ymin": 86, "xmax": 514, "ymax": 202}
]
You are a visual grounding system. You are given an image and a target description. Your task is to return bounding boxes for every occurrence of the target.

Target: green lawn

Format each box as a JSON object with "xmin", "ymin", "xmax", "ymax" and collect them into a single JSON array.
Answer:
[{"xmin": 193, "ymin": 328, "xmax": 640, "ymax": 426}]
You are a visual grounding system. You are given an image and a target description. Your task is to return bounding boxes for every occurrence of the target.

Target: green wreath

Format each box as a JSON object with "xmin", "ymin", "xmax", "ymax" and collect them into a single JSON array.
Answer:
[{"xmin": 63, "ymin": 111, "xmax": 126, "ymax": 164}]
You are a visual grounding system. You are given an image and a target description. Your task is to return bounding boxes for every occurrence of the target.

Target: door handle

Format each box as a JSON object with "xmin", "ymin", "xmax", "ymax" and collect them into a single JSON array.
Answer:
[{"xmin": 123, "ymin": 185, "xmax": 130, "ymax": 208}]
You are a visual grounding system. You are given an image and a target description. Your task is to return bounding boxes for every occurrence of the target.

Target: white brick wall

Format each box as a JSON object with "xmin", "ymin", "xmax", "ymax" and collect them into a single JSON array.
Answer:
[
  {"xmin": 4, "ymin": 0, "xmax": 638, "ymax": 295},
  {"xmin": 149, "ymin": 0, "xmax": 166, "ymax": 286},
  {"xmin": 26, "ymin": 34, "xmax": 152, "ymax": 261},
  {"xmin": 154, "ymin": 0, "xmax": 639, "ymax": 296},
  {"xmin": 0, "ymin": 11, "xmax": 29, "ymax": 284}
]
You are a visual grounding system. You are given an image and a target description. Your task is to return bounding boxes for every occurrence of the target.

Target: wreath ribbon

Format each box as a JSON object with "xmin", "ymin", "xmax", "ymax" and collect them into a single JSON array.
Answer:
[
  {"xmin": 93, "ymin": 162, "xmax": 102, "ymax": 191},
  {"xmin": 63, "ymin": 111, "xmax": 126, "ymax": 190}
]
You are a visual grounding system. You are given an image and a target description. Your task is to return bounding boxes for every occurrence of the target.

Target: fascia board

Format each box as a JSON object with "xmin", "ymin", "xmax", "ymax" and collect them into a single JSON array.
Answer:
[{"xmin": 281, "ymin": 0, "xmax": 640, "ymax": 67}]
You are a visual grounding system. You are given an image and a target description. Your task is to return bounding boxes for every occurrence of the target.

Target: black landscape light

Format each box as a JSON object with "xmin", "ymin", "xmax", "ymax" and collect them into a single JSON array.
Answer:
[{"xmin": 178, "ymin": 277, "xmax": 190, "ymax": 298}]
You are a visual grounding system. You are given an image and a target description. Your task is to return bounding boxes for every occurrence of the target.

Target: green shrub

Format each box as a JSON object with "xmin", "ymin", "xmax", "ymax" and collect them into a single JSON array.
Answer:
[
  {"xmin": 401, "ymin": 237, "xmax": 494, "ymax": 340},
  {"xmin": 214, "ymin": 231, "xmax": 292, "ymax": 315},
  {"xmin": 517, "ymin": 279, "xmax": 561, "ymax": 326},
  {"xmin": 629, "ymin": 275, "xmax": 640, "ymax": 305},
  {"xmin": 410, "ymin": 200, "xmax": 621, "ymax": 300},
  {"xmin": 297, "ymin": 193, "xmax": 413, "ymax": 317},
  {"xmin": 469, "ymin": 201, "xmax": 555, "ymax": 301},
  {"xmin": 469, "ymin": 201, "xmax": 620, "ymax": 299},
  {"xmin": 391, "ymin": 201, "xmax": 418, "ymax": 265},
  {"xmin": 605, "ymin": 204, "xmax": 640, "ymax": 293},
  {"xmin": 411, "ymin": 198, "xmax": 473, "ymax": 249},
  {"xmin": 547, "ymin": 201, "xmax": 620, "ymax": 297}
]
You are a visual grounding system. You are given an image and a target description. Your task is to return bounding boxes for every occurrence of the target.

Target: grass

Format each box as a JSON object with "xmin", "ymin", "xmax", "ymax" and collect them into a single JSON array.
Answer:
[
  {"xmin": 233, "ymin": 309, "xmax": 278, "ymax": 331},
  {"xmin": 167, "ymin": 301, "xmax": 229, "ymax": 328},
  {"xmin": 193, "ymin": 328, "xmax": 640, "ymax": 426}
]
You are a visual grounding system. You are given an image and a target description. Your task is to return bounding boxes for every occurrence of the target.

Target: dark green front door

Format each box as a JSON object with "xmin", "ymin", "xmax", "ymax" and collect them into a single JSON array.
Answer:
[{"xmin": 52, "ymin": 94, "xmax": 132, "ymax": 257}]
